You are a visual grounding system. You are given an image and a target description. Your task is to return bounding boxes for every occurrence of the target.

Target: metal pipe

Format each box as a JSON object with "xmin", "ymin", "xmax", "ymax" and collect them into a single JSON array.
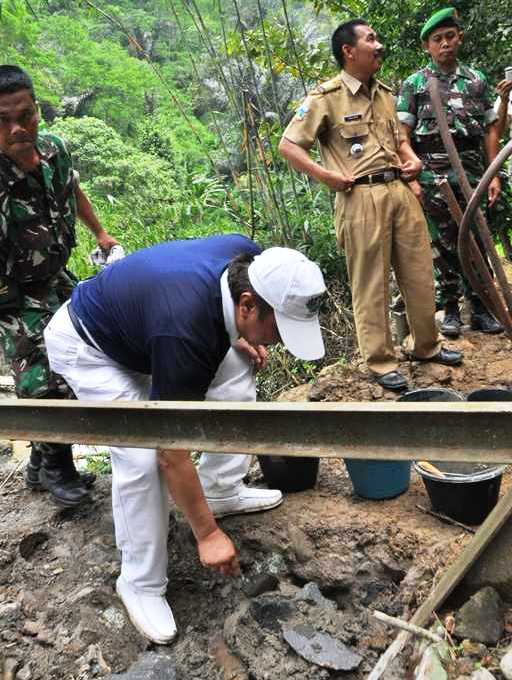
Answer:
[
  {"xmin": 427, "ymin": 78, "xmax": 512, "ymax": 315},
  {"xmin": 459, "ymin": 138, "xmax": 512, "ymax": 254},
  {"xmin": 438, "ymin": 179, "xmax": 512, "ymax": 332},
  {"xmin": 1, "ymin": 399, "xmax": 512, "ymax": 464}
]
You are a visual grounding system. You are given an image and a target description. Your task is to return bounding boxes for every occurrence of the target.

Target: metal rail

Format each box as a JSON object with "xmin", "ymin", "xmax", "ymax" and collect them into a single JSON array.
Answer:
[{"xmin": 1, "ymin": 399, "xmax": 512, "ymax": 463}]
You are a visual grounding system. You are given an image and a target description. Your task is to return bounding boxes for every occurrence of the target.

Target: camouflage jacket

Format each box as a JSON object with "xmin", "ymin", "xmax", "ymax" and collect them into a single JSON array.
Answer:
[
  {"xmin": 396, "ymin": 61, "xmax": 497, "ymax": 176},
  {"xmin": 0, "ymin": 133, "xmax": 77, "ymax": 288}
]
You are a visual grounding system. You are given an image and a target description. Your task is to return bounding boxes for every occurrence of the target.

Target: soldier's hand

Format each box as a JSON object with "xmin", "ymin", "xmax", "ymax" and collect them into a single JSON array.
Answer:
[
  {"xmin": 96, "ymin": 230, "xmax": 119, "ymax": 253},
  {"xmin": 407, "ymin": 179, "xmax": 423, "ymax": 205},
  {"xmin": 197, "ymin": 527, "xmax": 240, "ymax": 577},
  {"xmin": 488, "ymin": 176, "xmax": 501, "ymax": 208},
  {"xmin": 496, "ymin": 80, "xmax": 512, "ymax": 101},
  {"xmin": 323, "ymin": 170, "xmax": 355, "ymax": 192}
]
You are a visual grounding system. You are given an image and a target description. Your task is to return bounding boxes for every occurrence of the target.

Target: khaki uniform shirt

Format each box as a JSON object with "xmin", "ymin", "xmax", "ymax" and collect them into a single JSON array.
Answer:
[{"xmin": 282, "ymin": 70, "xmax": 406, "ymax": 179}]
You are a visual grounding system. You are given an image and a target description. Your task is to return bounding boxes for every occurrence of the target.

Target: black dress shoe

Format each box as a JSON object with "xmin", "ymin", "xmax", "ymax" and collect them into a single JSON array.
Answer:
[
  {"xmin": 25, "ymin": 464, "xmax": 96, "ymax": 490},
  {"xmin": 470, "ymin": 311, "xmax": 504, "ymax": 334},
  {"xmin": 372, "ymin": 370, "xmax": 408, "ymax": 391},
  {"xmin": 440, "ymin": 311, "xmax": 462, "ymax": 338},
  {"xmin": 409, "ymin": 348, "xmax": 463, "ymax": 366}
]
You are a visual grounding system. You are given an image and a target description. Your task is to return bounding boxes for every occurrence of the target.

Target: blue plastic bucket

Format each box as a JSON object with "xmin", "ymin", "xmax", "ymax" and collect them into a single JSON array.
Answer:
[
  {"xmin": 344, "ymin": 388, "xmax": 464, "ymax": 500},
  {"xmin": 344, "ymin": 459, "xmax": 411, "ymax": 500}
]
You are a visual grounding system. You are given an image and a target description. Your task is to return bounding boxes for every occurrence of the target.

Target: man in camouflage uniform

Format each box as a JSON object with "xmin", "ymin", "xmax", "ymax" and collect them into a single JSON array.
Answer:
[
  {"xmin": 397, "ymin": 7, "xmax": 503, "ymax": 338},
  {"xmin": 0, "ymin": 65, "xmax": 118, "ymax": 506}
]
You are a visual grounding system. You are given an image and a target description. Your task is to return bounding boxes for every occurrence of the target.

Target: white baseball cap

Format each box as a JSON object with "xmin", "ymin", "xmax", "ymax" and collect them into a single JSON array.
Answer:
[{"xmin": 248, "ymin": 247, "xmax": 326, "ymax": 360}]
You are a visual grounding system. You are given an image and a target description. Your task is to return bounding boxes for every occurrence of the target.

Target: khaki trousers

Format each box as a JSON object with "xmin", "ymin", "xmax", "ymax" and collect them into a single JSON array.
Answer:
[{"xmin": 336, "ymin": 179, "xmax": 441, "ymax": 375}]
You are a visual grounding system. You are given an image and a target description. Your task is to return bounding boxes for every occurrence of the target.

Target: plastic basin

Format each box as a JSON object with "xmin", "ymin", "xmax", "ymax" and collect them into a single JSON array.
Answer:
[
  {"xmin": 257, "ymin": 456, "xmax": 319, "ymax": 493},
  {"xmin": 467, "ymin": 388, "xmax": 512, "ymax": 401},
  {"xmin": 414, "ymin": 461, "xmax": 505, "ymax": 524},
  {"xmin": 344, "ymin": 459, "xmax": 411, "ymax": 500},
  {"xmin": 343, "ymin": 388, "xmax": 464, "ymax": 501}
]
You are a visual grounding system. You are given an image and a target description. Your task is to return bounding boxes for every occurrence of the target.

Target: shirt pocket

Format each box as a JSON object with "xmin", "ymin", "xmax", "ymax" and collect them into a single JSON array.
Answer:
[{"xmin": 337, "ymin": 122, "xmax": 370, "ymax": 155}]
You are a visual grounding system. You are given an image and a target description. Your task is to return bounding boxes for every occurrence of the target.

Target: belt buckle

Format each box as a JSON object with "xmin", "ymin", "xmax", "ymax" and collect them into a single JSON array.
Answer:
[{"xmin": 383, "ymin": 170, "xmax": 395, "ymax": 183}]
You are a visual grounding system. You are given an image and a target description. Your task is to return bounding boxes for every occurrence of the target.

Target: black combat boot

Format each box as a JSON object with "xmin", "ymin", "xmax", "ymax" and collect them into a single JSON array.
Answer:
[
  {"xmin": 26, "ymin": 443, "xmax": 91, "ymax": 507},
  {"xmin": 440, "ymin": 302, "xmax": 462, "ymax": 338},
  {"xmin": 25, "ymin": 443, "xmax": 96, "ymax": 490},
  {"xmin": 470, "ymin": 300, "xmax": 504, "ymax": 334}
]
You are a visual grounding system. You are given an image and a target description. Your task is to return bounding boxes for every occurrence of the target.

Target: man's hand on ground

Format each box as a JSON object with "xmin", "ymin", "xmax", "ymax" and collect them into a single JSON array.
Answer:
[
  {"xmin": 322, "ymin": 169, "xmax": 355, "ymax": 192},
  {"xmin": 197, "ymin": 527, "xmax": 240, "ymax": 576},
  {"xmin": 234, "ymin": 337, "xmax": 268, "ymax": 371}
]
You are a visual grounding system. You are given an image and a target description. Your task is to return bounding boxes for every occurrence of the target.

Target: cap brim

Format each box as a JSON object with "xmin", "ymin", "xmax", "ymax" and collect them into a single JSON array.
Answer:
[{"xmin": 275, "ymin": 310, "xmax": 325, "ymax": 361}]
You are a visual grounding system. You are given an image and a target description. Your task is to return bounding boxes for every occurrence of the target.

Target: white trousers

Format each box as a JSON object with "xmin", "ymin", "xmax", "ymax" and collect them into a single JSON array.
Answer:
[{"xmin": 44, "ymin": 304, "xmax": 255, "ymax": 594}]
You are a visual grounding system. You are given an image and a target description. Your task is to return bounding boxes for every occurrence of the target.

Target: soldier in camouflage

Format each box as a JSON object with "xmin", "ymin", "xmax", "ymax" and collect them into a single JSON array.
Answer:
[
  {"xmin": 0, "ymin": 65, "xmax": 118, "ymax": 506},
  {"xmin": 397, "ymin": 7, "xmax": 504, "ymax": 338}
]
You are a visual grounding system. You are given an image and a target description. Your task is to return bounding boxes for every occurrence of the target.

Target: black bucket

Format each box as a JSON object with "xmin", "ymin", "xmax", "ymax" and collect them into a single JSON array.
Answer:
[
  {"xmin": 414, "ymin": 461, "xmax": 505, "ymax": 524},
  {"xmin": 467, "ymin": 388, "xmax": 512, "ymax": 401},
  {"xmin": 397, "ymin": 388, "xmax": 464, "ymax": 403},
  {"xmin": 257, "ymin": 455, "xmax": 319, "ymax": 493}
]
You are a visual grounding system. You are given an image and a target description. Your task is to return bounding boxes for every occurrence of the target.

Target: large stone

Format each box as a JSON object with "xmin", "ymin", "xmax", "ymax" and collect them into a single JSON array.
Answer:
[
  {"xmin": 454, "ymin": 587, "xmax": 504, "ymax": 644},
  {"xmin": 414, "ymin": 645, "xmax": 448, "ymax": 680},
  {"xmin": 465, "ymin": 521, "xmax": 512, "ymax": 600},
  {"xmin": 0, "ymin": 602, "xmax": 20, "ymax": 626},
  {"xmin": 500, "ymin": 645, "xmax": 512, "ymax": 680},
  {"xmin": 282, "ymin": 624, "xmax": 362, "ymax": 671},
  {"xmin": 107, "ymin": 652, "xmax": 176, "ymax": 680},
  {"xmin": 294, "ymin": 582, "xmax": 336, "ymax": 610},
  {"xmin": 471, "ymin": 670, "xmax": 496, "ymax": 679}
]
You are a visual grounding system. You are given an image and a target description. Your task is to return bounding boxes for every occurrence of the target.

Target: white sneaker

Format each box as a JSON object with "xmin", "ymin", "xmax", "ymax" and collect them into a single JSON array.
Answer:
[
  {"xmin": 116, "ymin": 576, "xmax": 177, "ymax": 645},
  {"xmin": 207, "ymin": 484, "xmax": 283, "ymax": 518}
]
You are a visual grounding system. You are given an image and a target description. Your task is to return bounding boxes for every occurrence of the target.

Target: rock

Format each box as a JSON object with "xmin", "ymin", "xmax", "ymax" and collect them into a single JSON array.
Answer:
[
  {"xmin": 294, "ymin": 582, "xmax": 336, "ymax": 610},
  {"xmin": 3, "ymin": 658, "xmax": 19, "ymax": 680},
  {"xmin": 282, "ymin": 624, "xmax": 362, "ymax": 671},
  {"xmin": 454, "ymin": 587, "xmax": 504, "ymax": 644},
  {"xmin": 291, "ymin": 553, "xmax": 355, "ymax": 590},
  {"xmin": 107, "ymin": 651, "xmax": 176, "ymax": 679},
  {"xmin": 248, "ymin": 595, "xmax": 296, "ymax": 633},
  {"xmin": 0, "ymin": 602, "xmax": 20, "ymax": 626},
  {"xmin": 471, "ymin": 670, "xmax": 496, "ymax": 679},
  {"xmin": 500, "ymin": 646, "xmax": 512, "ymax": 680},
  {"xmin": 101, "ymin": 606, "xmax": 126, "ymax": 630},
  {"xmin": 414, "ymin": 644, "xmax": 448, "ymax": 680},
  {"xmin": 466, "ymin": 521, "xmax": 512, "ymax": 600},
  {"xmin": 77, "ymin": 644, "xmax": 111, "ymax": 675},
  {"xmin": 19, "ymin": 532, "xmax": 48, "ymax": 560},
  {"xmin": 15, "ymin": 666, "xmax": 33, "ymax": 680},
  {"xmin": 22, "ymin": 620, "xmax": 41, "ymax": 636},
  {"xmin": 243, "ymin": 573, "xmax": 279, "ymax": 598},
  {"xmin": 461, "ymin": 640, "xmax": 488, "ymax": 657},
  {"xmin": 287, "ymin": 525, "xmax": 314, "ymax": 563}
]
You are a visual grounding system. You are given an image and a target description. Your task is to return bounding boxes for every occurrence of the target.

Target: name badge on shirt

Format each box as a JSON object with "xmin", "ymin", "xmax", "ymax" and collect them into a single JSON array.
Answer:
[{"xmin": 344, "ymin": 113, "xmax": 362, "ymax": 122}]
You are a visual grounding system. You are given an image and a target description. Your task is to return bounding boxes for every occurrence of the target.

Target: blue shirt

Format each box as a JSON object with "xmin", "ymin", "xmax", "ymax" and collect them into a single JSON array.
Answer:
[{"xmin": 71, "ymin": 234, "xmax": 261, "ymax": 400}]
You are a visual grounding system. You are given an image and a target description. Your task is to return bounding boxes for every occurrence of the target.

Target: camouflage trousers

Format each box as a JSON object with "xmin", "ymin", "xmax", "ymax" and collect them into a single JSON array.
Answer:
[
  {"xmin": 421, "ymin": 169, "xmax": 508, "ymax": 309},
  {"xmin": 0, "ymin": 270, "xmax": 76, "ymax": 401}
]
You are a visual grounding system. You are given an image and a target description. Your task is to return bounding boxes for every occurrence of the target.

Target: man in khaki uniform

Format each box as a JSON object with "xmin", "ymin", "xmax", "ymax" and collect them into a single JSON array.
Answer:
[{"xmin": 279, "ymin": 18, "xmax": 462, "ymax": 390}]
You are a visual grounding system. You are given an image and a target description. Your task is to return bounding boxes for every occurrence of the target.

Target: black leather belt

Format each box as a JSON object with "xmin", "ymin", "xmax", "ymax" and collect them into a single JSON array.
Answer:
[
  {"xmin": 353, "ymin": 168, "xmax": 400, "ymax": 186},
  {"xmin": 414, "ymin": 137, "xmax": 481, "ymax": 155},
  {"xmin": 67, "ymin": 303, "xmax": 95, "ymax": 349}
]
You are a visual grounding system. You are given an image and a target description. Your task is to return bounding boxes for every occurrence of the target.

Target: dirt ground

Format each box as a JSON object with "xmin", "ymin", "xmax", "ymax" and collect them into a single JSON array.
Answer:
[{"xmin": 0, "ymin": 328, "xmax": 511, "ymax": 679}]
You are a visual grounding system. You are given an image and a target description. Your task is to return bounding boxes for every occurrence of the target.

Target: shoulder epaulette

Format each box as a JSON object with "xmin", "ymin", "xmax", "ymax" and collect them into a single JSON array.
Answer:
[{"xmin": 312, "ymin": 76, "xmax": 342, "ymax": 95}]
